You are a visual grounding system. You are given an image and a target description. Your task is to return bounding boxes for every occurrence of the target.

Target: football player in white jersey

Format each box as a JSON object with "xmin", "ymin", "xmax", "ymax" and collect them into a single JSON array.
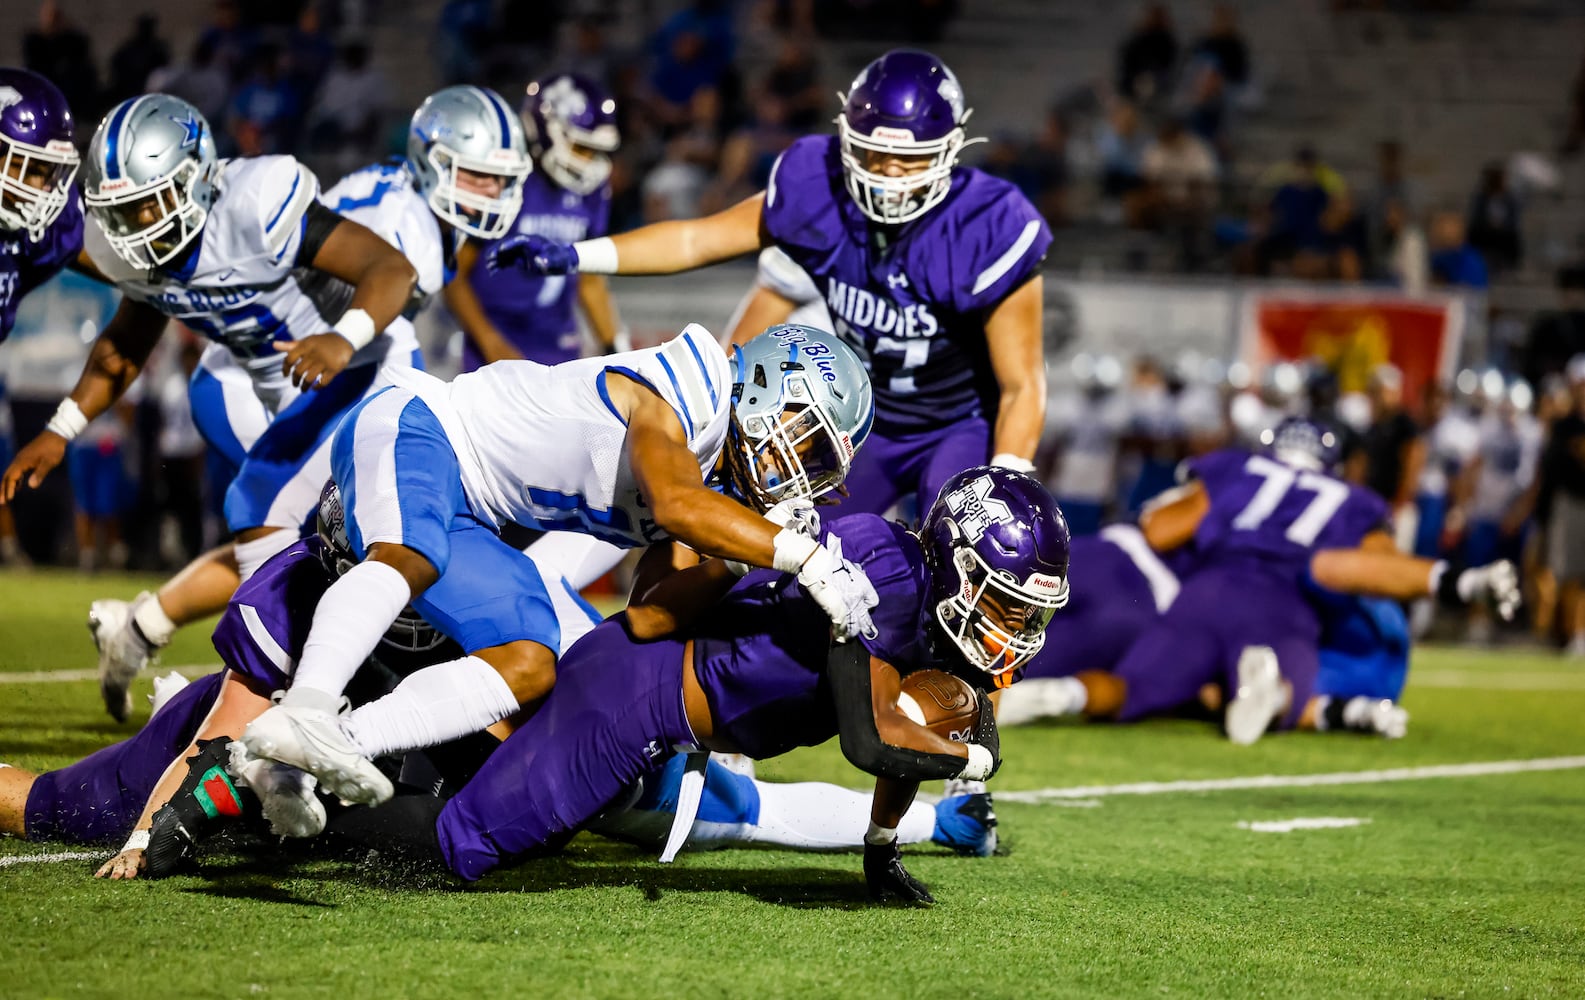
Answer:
[
  {"xmin": 240, "ymin": 323, "xmax": 878, "ymax": 807},
  {"xmin": 0, "ymin": 95, "xmax": 428, "ymax": 721}
]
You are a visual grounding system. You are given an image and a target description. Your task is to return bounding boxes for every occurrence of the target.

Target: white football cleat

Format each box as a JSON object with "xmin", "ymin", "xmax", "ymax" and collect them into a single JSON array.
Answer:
[
  {"xmin": 994, "ymin": 678, "xmax": 1083, "ymax": 727},
  {"xmin": 88, "ymin": 595, "xmax": 157, "ymax": 722},
  {"xmin": 1367, "ymin": 700, "xmax": 1409, "ymax": 740},
  {"xmin": 241, "ymin": 705, "xmax": 394, "ymax": 806},
  {"xmin": 1224, "ymin": 646, "xmax": 1288, "ymax": 746},
  {"xmin": 227, "ymin": 742, "xmax": 328, "ymax": 838}
]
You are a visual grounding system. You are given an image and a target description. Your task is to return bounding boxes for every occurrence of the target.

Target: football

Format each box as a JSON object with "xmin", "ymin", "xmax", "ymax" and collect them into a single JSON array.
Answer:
[{"xmin": 897, "ymin": 669, "xmax": 981, "ymax": 743}]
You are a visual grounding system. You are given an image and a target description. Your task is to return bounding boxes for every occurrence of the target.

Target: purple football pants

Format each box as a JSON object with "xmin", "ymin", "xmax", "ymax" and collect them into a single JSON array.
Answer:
[
  {"xmin": 1021, "ymin": 534, "xmax": 1163, "ymax": 680},
  {"xmin": 826, "ymin": 417, "xmax": 991, "ymax": 518},
  {"xmin": 435, "ymin": 618, "xmax": 696, "ymax": 880},
  {"xmin": 24, "ymin": 673, "xmax": 225, "ymax": 843},
  {"xmin": 1111, "ymin": 561, "xmax": 1320, "ymax": 730}
]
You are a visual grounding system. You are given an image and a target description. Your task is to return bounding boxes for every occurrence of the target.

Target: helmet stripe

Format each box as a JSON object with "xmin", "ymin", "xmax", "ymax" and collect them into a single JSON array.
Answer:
[
  {"xmin": 102, "ymin": 97, "xmax": 140, "ymax": 180},
  {"xmin": 478, "ymin": 86, "xmax": 514, "ymax": 150}
]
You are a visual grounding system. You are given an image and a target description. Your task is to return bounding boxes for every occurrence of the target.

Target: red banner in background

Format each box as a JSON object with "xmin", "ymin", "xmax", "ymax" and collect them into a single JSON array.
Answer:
[{"xmin": 1240, "ymin": 295, "xmax": 1462, "ymax": 405}]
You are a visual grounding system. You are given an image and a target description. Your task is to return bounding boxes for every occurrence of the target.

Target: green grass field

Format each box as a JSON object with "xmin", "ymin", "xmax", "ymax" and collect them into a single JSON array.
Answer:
[{"xmin": 3, "ymin": 568, "xmax": 1584, "ymax": 998}]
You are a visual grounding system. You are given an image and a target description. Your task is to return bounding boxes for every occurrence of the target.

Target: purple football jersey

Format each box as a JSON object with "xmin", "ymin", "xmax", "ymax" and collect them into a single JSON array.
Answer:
[
  {"xmin": 462, "ymin": 169, "xmax": 611, "ymax": 371},
  {"xmin": 762, "ymin": 135, "xmax": 1051, "ymax": 433},
  {"xmin": 1187, "ymin": 449, "xmax": 1389, "ymax": 574},
  {"xmin": 0, "ymin": 190, "xmax": 83, "ymax": 341},
  {"xmin": 691, "ymin": 512, "xmax": 956, "ymax": 760},
  {"xmin": 210, "ymin": 536, "xmax": 334, "ymax": 692}
]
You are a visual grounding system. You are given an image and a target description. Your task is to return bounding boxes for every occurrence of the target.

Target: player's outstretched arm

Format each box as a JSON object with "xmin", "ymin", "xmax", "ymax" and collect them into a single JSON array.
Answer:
[
  {"xmin": 1138, "ymin": 480, "xmax": 1210, "ymax": 552},
  {"xmin": 1, "ymin": 298, "xmax": 167, "ymax": 503},
  {"xmin": 273, "ymin": 207, "xmax": 419, "ymax": 389},
  {"xmin": 95, "ymin": 671, "xmax": 271, "ymax": 881},
  {"xmin": 624, "ymin": 546, "xmax": 740, "ymax": 641},
  {"xmin": 1309, "ymin": 547, "xmax": 1520, "ymax": 619},
  {"xmin": 445, "ymin": 240, "xmax": 523, "ymax": 365},
  {"xmin": 827, "ymin": 643, "xmax": 998, "ymax": 783},
  {"xmin": 984, "ymin": 275, "xmax": 1047, "ymax": 470},
  {"xmin": 490, "ymin": 193, "xmax": 768, "ymax": 277}
]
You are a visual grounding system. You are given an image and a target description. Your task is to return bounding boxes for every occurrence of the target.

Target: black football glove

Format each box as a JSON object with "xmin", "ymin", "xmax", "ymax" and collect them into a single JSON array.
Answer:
[
  {"xmin": 864, "ymin": 838, "xmax": 935, "ymax": 905},
  {"xmin": 973, "ymin": 690, "xmax": 1002, "ymax": 779}
]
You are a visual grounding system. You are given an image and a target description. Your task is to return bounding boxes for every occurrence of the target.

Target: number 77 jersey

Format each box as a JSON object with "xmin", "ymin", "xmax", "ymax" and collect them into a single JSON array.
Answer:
[{"xmin": 1186, "ymin": 449, "xmax": 1390, "ymax": 572}]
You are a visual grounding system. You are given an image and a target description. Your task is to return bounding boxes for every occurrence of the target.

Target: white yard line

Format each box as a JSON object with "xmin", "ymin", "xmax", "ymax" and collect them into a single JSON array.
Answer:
[
  {"xmin": 1412, "ymin": 670, "xmax": 1585, "ymax": 691},
  {"xmin": 0, "ymin": 850, "xmax": 104, "ymax": 868},
  {"xmin": 0, "ymin": 665, "xmax": 216, "ymax": 684},
  {"xmin": 997, "ymin": 755, "xmax": 1585, "ymax": 804},
  {"xmin": 1237, "ymin": 817, "xmax": 1371, "ymax": 833}
]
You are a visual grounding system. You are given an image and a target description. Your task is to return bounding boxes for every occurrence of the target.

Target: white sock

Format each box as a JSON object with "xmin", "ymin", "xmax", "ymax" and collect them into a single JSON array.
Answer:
[
  {"xmin": 341, "ymin": 655, "xmax": 520, "ymax": 758},
  {"xmin": 132, "ymin": 592, "xmax": 179, "ymax": 648},
  {"xmin": 283, "ymin": 560, "xmax": 412, "ymax": 707},
  {"xmin": 726, "ymin": 780, "xmax": 935, "ymax": 850},
  {"xmin": 234, "ymin": 530, "xmax": 297, "ymax": 582}
]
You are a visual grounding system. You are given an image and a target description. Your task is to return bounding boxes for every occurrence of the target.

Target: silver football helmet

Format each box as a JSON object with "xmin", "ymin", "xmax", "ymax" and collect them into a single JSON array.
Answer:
[
  {"xmin": 726, "ymin": 324, "xmax": 874, "ymax": 510},
  {"xmin": 83, "ymin": 94, "xmax": 217, "ymax": 269},
  {"xmin": 407, "ymin": 85, "xmax": 532, "ymax": 240}
]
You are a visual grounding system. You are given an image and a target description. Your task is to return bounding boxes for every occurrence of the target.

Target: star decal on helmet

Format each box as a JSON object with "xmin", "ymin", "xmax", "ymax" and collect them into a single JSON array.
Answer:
[{"xmin": 169, "ymin": 110, "xmax": 203, "ymax": 149}]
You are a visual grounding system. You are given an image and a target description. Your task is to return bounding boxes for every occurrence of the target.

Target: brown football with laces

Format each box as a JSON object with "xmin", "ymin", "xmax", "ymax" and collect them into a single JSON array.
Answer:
[{"xmin": 897, "ymin": 669, "xmax": 980, "ymax": 744}]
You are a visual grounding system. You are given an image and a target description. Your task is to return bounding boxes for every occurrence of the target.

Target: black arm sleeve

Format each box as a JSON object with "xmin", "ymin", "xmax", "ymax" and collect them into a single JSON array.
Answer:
[
  {"xmin": 295, "ymin": 201, "xmax": 346, "ymax": 268},
  {"xmin": 827, "ymin": 642, "xmax": 971, "ymax": 782}
]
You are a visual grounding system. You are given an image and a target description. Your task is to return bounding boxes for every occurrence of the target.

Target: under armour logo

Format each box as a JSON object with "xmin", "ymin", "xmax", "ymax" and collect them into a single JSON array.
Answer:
[
  {"xmin": 0, "ymin": 87, "xmax": 22, "ymax": 113},
  {"xmin": 886, "ymin": 272, "xmax": 909, "ymax": 289},
  {"xmin": 946, "ymin": 474, "xmax": 1013, "ymax": 542},
  {"xmin": 643, "ymin": 739, "xmax": 663, "ymax": 760}
]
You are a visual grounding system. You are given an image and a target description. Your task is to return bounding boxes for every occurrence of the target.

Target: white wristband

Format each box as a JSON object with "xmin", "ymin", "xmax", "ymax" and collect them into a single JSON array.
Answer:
[
  {"xmin": 610, "ymin": 328, "xmax": 633, "ymax": 354},
  {"xmin": 959, "ymin": 743, "xmax": 995, "ymax": 781},
  {"xmin": 46, "ymin": 399, "xmax": 89, "ymax": 440},
  {"xmin": 990, "ymin": 453, "xmax": 1035, "ymax": 474},
  {"xmin": 864, "ymin": 820, "xmax": 897, "ymax": 846},
  {"xmin": 333, "ymin": 307, "xmax": 378, "ymax": 351},
  {"xmin": 573, "ymin": 237, "xmax": 618, "ymax": 275},
  {"xmin": 771, "ymin": 528, "xmax": 820, "ymax": 574},
  {"xmin": 121, "ymin": 828, "xmax": 151, "ymax": 852}
]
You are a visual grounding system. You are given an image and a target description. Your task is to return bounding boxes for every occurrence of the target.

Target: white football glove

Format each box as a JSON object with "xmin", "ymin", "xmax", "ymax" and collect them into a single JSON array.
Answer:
[
  {"xmin": 1458, "ymin": 560, "xmax": 1521, "ymax": 622},
  {"xmin": 792, "ymin": 533, "xmax": 879, "ymax": 643}
]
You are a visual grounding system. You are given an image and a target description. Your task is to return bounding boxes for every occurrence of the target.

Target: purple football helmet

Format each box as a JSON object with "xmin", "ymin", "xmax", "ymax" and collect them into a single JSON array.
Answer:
[
  {"xmin": 1260, "ymin": 416, "xmax": 1342, "ymax": 472},
  {"xmin": 920, "ymin": 466, "xmax": 1071, "ymax": 683},
  {"xmin": 521, "ymin": 73, "xmax": 619, "ymax": 196},
  {"xmin": 837, "ymin": 49, "xmax": 978, "ymax": 225},
  {"xmin": 0, "ymin": 68, "xmax": 79, "ymax": 241}
]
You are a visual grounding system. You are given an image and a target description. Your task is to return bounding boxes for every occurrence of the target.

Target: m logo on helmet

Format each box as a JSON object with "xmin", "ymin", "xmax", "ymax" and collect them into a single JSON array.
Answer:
[
  {"xmin": 945, "ymin": 475, "xmax": 1013, "ymax": 542},
  {"xmin": 0, "ymin": 87, "xmax": 22, "ymax": 113}
]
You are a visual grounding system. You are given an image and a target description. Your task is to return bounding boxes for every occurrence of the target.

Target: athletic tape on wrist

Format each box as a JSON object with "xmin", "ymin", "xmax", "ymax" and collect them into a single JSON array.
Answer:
[
  {"xmin": 46, "ymin": 399, "xmax": 88, "ymax": 440},
  {"xmin": 959, "ymin": 743, "xmax": 995, "ymax": 781},
  {"xmin": 333, "ymin": 308, "xmax": 377, "ymax": 351},
  {"xmin": 573, "ymin": 237, "xmax": 618, "ymax": 274},
  {"xmin": 990, "ymin": 453, "xmax": 1035, "ymax": 473},
  {"xmin": 122, "ymin": 829, "xmax": 150, "ymax": 852},
  {"xmin": 772, "ymin": 528, "xmax": 820, "ymax": 575}
]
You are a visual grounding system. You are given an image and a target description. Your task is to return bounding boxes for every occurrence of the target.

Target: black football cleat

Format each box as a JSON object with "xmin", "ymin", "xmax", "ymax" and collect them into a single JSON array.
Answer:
[{"xmin": 144, "ymin": 737, "xmax": 257, "ymax": 878}]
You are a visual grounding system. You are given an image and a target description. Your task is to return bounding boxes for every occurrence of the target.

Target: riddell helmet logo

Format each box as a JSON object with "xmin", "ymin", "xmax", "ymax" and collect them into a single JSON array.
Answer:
[
  {"xmin": 1026, "ymin": 573, "xmax": 1064, "ymax": 593},
  {"xmin": 945, "ymin": 475, "xmax": 1013, "ymax": 542},
  {"xmin": 870, "ymin": 125, "xmax": 917, "ymax": 142}
]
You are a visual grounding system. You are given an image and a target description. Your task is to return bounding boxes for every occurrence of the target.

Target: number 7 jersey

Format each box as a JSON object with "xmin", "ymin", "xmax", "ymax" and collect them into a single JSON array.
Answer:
[{"xmin": 1186, "ymin": 449, "xmax": 1389, "ymax": 572}]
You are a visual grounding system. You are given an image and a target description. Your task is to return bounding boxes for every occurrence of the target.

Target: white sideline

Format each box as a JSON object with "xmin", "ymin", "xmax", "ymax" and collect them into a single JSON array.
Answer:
[
  {"xmin": 997, "ymin": 755, "xmax": 1585, "ymax": 804},
  {"xmin": 1237, "ymin": 817, "xmax": 1370, "ymax": 833},
  {"xmin": 1411, "ymin": 670, "xmax": 1585, "ymax": 691},
  {"xmin": 0, "ymin": 665, "xmax": 216, "ymax": 684},
  {"xmin": 0, "ymin": 850, "xmax": 103, "ymax": 868}
]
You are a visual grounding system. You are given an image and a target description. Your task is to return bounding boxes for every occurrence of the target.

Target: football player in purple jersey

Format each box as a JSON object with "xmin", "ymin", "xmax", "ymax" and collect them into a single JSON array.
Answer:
[
  {"xmin": 446, "ymin": 73, "xmax": 625, "ymax": 371},
  {"xmin": 488, "ymin": 49, "xmax": 1051, "ymax": 520},
  {"xmin": 322, "ymin": 467, "xmax": 1068, "ymax": 901},
  {"xmin": 0, "ymin": 68, "xmax": 84, "ymax": 563},
  {"xmin": 1002, "ymin": 418, "xmax": 1519, "ymax": 743}
]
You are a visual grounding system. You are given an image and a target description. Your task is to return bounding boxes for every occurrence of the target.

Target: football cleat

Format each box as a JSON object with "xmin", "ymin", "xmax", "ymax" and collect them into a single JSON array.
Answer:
[
  {"xmin": 88, "ymin": 595, "xmax": 157, "ymax": 722},
  {"xmin": 1224, "ymin": 646, "xmax": 1288, "ymax": 745},
  {"xmin": 144, "ymin": 738, "xmax": 256, "ymax": 878},
  {"xmin": 1367, "ymin": 700, "xmax": 1409, "ymax": 740},
  {"xmin": 931, "ymin": 792, "xmax": 999, "ymax": 857},
  {"xmin": 227, "ymin": 741, "xmax": 327, "ymax": 838},
  {"xmin": 241, "ymin": 704, "xmax": 394, "ymax": 806}
]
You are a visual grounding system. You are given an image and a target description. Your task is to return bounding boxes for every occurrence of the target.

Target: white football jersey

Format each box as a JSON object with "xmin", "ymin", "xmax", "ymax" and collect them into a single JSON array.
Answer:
[
  {"xmin": 1470, "ymin": 412, "xmax": 1542, "ymax": 520},
  {"xmin": 86, "ymin": 155, "xmax": 413, "ymax": 414},
  {"xmin": 321, "ymin": 162, "xmax": 455, "ymax": 307},
  {"xmin": 391, "ymin": 323, "xmax": 733, "ymax": 546},
  {"xmin": 1417, "ymin": 410, "xmax": 1481, "ymax": 497}
]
